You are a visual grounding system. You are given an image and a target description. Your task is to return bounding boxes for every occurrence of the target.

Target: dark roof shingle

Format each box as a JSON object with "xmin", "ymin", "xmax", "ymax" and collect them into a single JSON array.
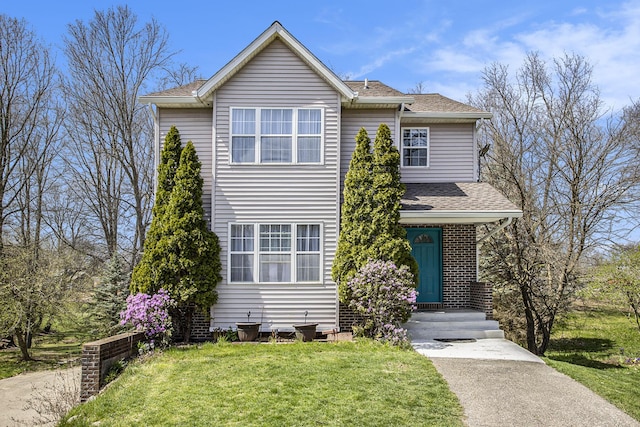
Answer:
[{"xmin": 401, "ymin": 182, "xmax": 520, "ymax": 212}]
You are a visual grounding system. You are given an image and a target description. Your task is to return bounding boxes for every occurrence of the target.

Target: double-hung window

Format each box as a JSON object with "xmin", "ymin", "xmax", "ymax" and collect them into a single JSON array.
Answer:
[
  {"xmin": 229, "ymin": 223, "xmax": 321, "ymax": 283},
  {"xmin": 230, "ymin": 107, "xmax": 323, "ymax": 164},
  {"xmin": 401, "ymin": 128, "xmax": 430, "ymax": 167}
]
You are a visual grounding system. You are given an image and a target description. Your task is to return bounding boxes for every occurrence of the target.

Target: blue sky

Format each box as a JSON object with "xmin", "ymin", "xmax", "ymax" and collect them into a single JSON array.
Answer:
[{"xmin": 4, "ymin": 0, "xmax": 640, "ymax": 111}]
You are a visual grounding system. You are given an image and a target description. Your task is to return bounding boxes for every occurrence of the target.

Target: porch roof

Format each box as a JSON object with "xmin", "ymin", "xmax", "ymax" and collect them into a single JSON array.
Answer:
[{"xmin": 400, "ymin": 182, "xmax": 522, "ymax": 224}]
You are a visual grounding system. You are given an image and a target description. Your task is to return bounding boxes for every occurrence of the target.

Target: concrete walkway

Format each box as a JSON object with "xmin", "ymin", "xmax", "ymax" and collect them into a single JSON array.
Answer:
[
  {"xmin": 0, "ymin": 367, "xmax": 80, "ymax": 427},
  {"xmin": 413, "ymin": 338, "xmax": 640, "ymax": 427}
]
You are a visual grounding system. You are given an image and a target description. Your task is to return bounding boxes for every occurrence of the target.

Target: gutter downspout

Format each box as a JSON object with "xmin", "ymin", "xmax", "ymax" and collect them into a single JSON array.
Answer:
[
  {"xmin": 397, "ymin": 103, "xmax": 405, "ymax": 145},
  {"xmin": 475, "ymin": 216, "xmax": 514, "ymax": 279},
  {"xmin": 146, "ymin": 103, "xmax": 159, "ymax": 192},
  {"xmin": 192, "ymin": 90, "xmax": 207, "ymax": 105}
]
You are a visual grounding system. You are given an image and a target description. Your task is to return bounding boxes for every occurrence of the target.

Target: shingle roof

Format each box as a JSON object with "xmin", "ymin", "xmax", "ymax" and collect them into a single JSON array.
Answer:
[
  {"xmin": 343, "ymin": 80, "xmax": 405, "ymax": 97},
  {"xmin": 401, "ymin": 182, "xmax": 520, "ymax": 212},
  {"xmin": 405, "ymin": 94, "xmax": 487, "ymax": 114},
  {"xmin": 145, "ymin": 79, "xmax": 207, "ymax": 97},
  {"xmin": 143, "ymin": 78, "xmax": 486, "ymax": 116}
]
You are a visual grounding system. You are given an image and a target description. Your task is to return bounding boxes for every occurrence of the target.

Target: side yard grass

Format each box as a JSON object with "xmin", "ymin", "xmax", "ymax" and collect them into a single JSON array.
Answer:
[
  {"xmin": 544, "ymin": 303, "xmax": 640, "ymax": 421},
  {"xmin": 61, "ymin": 340, "xmax": 464, "ymax": 427},
  {"xmin": 0, "ymin": 326, "xmax": 90, "ymax": 380}
]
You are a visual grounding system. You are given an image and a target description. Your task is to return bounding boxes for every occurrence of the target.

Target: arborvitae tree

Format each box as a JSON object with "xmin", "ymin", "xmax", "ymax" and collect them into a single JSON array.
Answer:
[
  {"xmin": 89, "ymin": 254, "xmax": 129, "ymax": 337},
  {"xmin": 158, "ymin": 141, "xmax": 221, "ymax": 342},
  {"xmin": 333, "ymin": 127, "xmax": 375, "ymax": 301},
  {"xmin": 130, "ymin": 125, "xmax": 183, "ymax": 293},
  {"xmin": 369, "ymin": 123, "xmax": 418, "ymax": 282}
]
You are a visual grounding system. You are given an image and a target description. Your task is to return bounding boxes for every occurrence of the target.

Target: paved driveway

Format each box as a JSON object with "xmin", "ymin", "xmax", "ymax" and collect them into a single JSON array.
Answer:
[
  {"xmin": 0, "ymin": 367, "xmax": 80, "ymax": 427},
  {"xmin": 414, "ymin": 339, "xmax": 639, "ymax": 427}
]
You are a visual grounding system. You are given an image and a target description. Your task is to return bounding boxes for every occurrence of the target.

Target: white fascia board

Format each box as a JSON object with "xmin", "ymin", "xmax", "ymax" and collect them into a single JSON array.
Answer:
[
  {"xmin": 196, "ymin": 22, "xmax": 355, "ymax": 101},
  {"xmin": 403, "ymin": 111, "xmax": 493, "ymax": 120},
  {"xmin": 400, "ymin": 209, "xmax": 522, "ymax": 225}
]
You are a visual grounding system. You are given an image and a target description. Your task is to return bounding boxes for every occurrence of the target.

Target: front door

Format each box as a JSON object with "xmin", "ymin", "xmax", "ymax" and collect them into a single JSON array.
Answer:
[{"xmin": 406, "ymin": 228, "xmax": 442, "ymax": 303}]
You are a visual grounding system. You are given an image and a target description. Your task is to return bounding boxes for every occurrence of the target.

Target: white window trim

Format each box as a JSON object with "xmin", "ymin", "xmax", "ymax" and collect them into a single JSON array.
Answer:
[
  {"xmin": 229, "ymin": 107, "xmax": 325, "ymax": 165},
  {"xmin": 400, "ymin": 127, "xmax": 430, "ymax": 168},
  {"xmin": 228, "ymin": 222, "xmax": 323, "ymax": 284}
]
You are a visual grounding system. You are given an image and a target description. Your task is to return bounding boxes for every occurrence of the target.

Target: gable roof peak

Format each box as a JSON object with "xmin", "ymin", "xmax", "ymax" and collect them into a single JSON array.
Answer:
[{"xmin": 194, "ymin": 21, "xmax": 355, "ymax": 101}]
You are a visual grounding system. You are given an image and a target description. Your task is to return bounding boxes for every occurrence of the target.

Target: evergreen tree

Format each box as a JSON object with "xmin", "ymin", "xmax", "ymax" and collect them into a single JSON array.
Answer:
[
  {"xmin": 158, "ymin": 141, "xmax": 221, "ymax": 342},
  {"xmin": 369, "ymin": 123, "xmax": 418, "ymax": 282},
  {"xmin": 89, "ymin": 254, "xmax": 129, "ymax": 337},
  {"xmin": 366, "ymin": 123, "xmax": 418, "ymax": 280},
  {"xmin": 333, "ymin": 128, "xmax": 375, "ymax": 301},
  {"xmin": 130, "ymin": 125, "xmax": 183, "ymax": 293},
  {"xmin": 333, "ymin": 124, "xmax": 418, "ymax": 303}
]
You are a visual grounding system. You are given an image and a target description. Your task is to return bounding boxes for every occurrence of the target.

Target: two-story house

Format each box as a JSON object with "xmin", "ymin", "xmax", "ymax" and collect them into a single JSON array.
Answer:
[{"xmin": 139, "ymin": 22, "xmax": 522, "ymax": 339}]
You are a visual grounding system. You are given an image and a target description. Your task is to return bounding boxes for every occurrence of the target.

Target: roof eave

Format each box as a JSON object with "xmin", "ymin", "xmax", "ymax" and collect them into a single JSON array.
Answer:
[
  {"xmin": 403, "ymin": 111, "xmax": 493, "ymax": 120},
  {"xmin": 399, "ymin": 209, "xmax": 522, "ymax": 225},
  {"xmin": 138, "ymin": 95, "xmax": 201, "ymax": 105},
  {"xmin": 357, "ymin": 95, "xmax": 415, "ymax": 104},
  {"xmin": 196, "ymin": 22, "xmax": 355, "ymax": 101}
]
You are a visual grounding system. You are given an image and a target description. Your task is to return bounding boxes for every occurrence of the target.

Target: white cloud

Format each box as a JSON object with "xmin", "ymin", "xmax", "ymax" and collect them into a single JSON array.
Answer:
[
  {"xmin": 416, "ymin": 1, "xmax": 640, "ymax": 109},
  {"xmin": 348, "ymin": 47, "xmax": 417, "ymax": 79}
]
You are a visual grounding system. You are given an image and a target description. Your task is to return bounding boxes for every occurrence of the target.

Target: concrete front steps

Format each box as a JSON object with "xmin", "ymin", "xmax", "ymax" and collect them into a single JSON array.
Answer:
[{"xmin": 405, "ymin": 310, "xmax": 504, "ymax": 341}]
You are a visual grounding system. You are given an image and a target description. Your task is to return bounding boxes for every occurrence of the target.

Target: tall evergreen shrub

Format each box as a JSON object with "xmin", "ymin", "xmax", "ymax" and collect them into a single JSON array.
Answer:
[
  {"xmin": 130, "ymin": 125, "xmax": 183, "ymax": 293},
  {"xmin": 370, "ymin": 123, "xmax": 418, "ymax": 281},
  {"xmin": 332, "ymin": 128, "xmax": 375, "ymax": 300},
  {"xmin": 333, "ymin": 124, "xmax": 418, "ymax": 303},
  {"xmin": 158, "ymin": 141, "xmax": 221, "ymax": 341}
]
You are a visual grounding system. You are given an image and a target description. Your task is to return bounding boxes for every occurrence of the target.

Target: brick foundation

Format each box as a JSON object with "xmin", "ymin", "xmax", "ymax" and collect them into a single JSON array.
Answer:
[
  {"xmin": 80, "ymin": 332, "xmax": 144, "ymax": 402},
  {"xmin": 172, "ymin": 303, "xmax": 211, "ymax": 342},
  {"xmin": 338, "ymin": 302, "xmax": 363, "ymax": 332}
]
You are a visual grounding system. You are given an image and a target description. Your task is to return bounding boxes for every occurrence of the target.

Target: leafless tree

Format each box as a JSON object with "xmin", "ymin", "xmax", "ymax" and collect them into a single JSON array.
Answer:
[
  {"xmin": 62, "ymin": 5, "xmax": 175, "ymax": 265},
  {"xmin": 0, "ymin": 15, "xmax": 58, "ymax": 257},
  {"xmin": 471, "ymin": 52, "xmax": 640, "ymax": 355},
  {"xmin": 157, "ymin": 63, "xmax": 201, "ymax": 91},
  {"xmin": 407, "ymin": 81, "xmax": 427, "ymax": 94}
]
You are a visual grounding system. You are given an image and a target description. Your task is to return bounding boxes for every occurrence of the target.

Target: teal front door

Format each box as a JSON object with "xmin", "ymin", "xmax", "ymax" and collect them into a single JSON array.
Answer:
[{"xmin": 406, "ymin": 228, "xmax": 442, "ymax": 303}]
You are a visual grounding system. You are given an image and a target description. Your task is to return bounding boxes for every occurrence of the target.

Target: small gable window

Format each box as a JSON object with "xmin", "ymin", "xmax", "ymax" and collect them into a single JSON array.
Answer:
[
  {"xmin": 413, "ymin": 233, "xmax": 433, "ymax": 244},
  {"xmin": 401, "ymin": 128, "xmax": 429, "ymax": 167},
  {"xmin": 231, "ymin": 107, "xmax": 323, "ymax": 164}
]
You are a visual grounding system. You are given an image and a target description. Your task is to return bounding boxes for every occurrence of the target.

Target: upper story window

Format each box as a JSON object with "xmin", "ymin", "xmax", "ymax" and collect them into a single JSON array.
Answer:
[
  {"xmin": 231, "ymin": 107, "xmax": 323, "ymax": 164},
  {"xmin": 401, "ymin": 128, "xmax": 429, "ymax": 167}
]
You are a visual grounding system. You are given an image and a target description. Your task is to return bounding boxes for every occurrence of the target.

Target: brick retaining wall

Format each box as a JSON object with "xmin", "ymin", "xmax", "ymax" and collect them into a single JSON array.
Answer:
[{"xmin": 80, "ymin": 331, "xmax": 144, "ymax": 402}]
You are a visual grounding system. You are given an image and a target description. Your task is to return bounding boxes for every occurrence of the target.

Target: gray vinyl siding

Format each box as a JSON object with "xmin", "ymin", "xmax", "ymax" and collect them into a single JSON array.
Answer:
[
  {"xmin": 340, "ymin": 108, "xmax": 396, "ymax": 188},
  {"xmin": 211, "ymin": 39, "xmax": 339, "ymax": 332},
  {"xmin": 157, "ymin": 108, "xmax": 213, "ymax": 221},
  {"xmin": 399, "ymin": 122, "xmax": 476, "ymax": 182}
]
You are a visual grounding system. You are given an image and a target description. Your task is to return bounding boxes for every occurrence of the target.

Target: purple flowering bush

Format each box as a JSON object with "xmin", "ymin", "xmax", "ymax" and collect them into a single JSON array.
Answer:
[
  {"xmin": 347, "ymin": 260, "xmax": 417, "ymax": 346},
  {"xmin": 120, "ymin": 289, "xmax": 175, "ymax": 350}
]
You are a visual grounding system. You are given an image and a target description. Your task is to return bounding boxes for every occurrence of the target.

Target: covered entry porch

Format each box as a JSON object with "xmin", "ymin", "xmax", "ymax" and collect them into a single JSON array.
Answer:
[{"xmin": 400, "ymin": 182, "xmax": 522, "ymax": 320}]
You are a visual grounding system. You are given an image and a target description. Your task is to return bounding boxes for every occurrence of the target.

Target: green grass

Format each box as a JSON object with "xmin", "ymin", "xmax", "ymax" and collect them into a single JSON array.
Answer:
[
  {"xmin": 544, "ymin": 303, "xmax": 640, "ymax": 421},
  {"xmin": 0, "ymin": 327, "xmax": 90, "ymax": 380},
  {"xmin": 61, "ymin": 340, "xmax": 464, "ymax": 427},
  {"xmin": 0, "ymin": 306, "xmax": 93, "ymax": 380}
]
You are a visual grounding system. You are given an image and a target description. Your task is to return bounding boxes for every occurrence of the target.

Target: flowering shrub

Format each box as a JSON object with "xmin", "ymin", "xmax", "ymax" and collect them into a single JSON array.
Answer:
[
  {"xmin": 347, "ymin": 259, "xmax": 417, "ymax": 346},
  {"xmin": 120, "ymin": 289, "xmax": 175, "ymax": 350}
]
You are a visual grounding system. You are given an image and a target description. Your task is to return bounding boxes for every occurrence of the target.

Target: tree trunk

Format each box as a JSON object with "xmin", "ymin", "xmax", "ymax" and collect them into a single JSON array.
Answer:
[{"xmin": 14, "ymin": 330, "xmax": 33, "ymax": 361}]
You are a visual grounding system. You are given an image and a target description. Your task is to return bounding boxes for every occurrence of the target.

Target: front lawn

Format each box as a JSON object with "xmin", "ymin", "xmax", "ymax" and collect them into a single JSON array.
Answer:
[
  {"xmin": 544, "ymin": 304, "xmax": 640, "ymax": 421},
  {"xmin": 61, "ymin": 340, "xmax": 464, "ymax": 426}
]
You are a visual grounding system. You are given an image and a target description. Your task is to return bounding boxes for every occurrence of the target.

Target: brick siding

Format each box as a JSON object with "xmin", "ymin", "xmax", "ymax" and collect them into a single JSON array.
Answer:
[{"xmin": 470, "ymin": 281, "xmax": 494, "ymax": 320}]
